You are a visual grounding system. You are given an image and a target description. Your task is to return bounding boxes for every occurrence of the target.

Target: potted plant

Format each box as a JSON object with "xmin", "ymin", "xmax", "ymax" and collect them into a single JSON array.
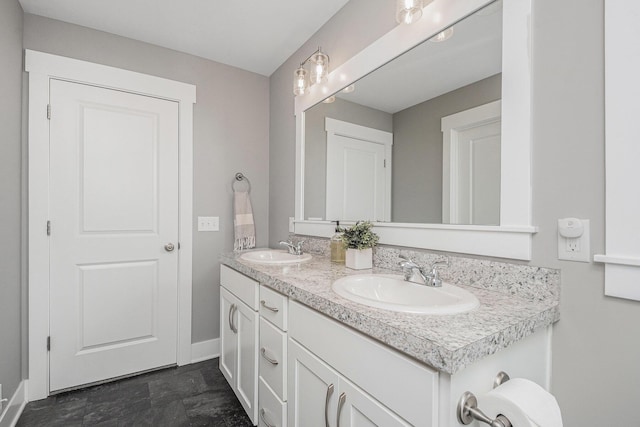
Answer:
[{"xmin": 340, "ymin": 221, "xmax": 379, "ymax": 270}]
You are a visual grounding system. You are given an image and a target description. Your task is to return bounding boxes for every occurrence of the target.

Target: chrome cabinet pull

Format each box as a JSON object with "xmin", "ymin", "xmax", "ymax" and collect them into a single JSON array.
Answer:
[
  {"xmin": 336, "ymin": 392, "xmax": 347, "ymax": 427},
  {"xmin": 260, "ymin": 347, "xmax": 279, "ymax": 365},
  {"xmin": 229, "ymin": 304, "xmax": 238, "ymax": 333},
  {"xmin": 260, "ymin": 300, "xmax": 279, "ymax": 313},
  {"xmin": 325, "ymin": 383, "xmax": 334, "ymax": 427},
  {"xmin": 259, "ymin": 408, "xmax": 276, "ymax": 427}
]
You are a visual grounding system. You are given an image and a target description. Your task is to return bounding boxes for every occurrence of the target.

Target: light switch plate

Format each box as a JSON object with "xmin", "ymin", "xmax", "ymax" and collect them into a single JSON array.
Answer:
[
  {"xmin": 558, "ymin": 218, "xmax": 590, "ymax": 262},
  {"xmin": 198, "ymin": 216, "xmax": 219, "ymax": 232},
  {"xmin": 289, "ymin": 217, "xmax": 295, "ymax": 233}
]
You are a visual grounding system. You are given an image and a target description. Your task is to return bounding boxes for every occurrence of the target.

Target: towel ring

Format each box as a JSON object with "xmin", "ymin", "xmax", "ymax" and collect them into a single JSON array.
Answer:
[{"xmin": 233, "ymin": 172, "xmax": 251, "ymax": 193}]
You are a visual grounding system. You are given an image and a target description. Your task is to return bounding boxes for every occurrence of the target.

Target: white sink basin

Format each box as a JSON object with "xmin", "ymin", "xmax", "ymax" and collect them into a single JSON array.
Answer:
[
  {"xmin": 332, "ymin": 274, "xmax": 479, "ymax": 314},
  {"xmin": 240, "ymin": 249, "xmax": 312, "ymax": 265}
]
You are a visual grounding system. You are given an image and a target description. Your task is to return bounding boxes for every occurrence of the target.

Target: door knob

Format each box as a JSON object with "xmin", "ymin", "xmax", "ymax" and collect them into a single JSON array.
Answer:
[{"xmin": 164, "ymin": 243, "xmax": 175, "ymax": 252}]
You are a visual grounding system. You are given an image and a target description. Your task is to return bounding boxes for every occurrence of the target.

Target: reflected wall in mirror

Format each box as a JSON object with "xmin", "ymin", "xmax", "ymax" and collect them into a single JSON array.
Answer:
[{"xmin": 304, "ymin": 0, "xmax": 502, "ymax": 225}]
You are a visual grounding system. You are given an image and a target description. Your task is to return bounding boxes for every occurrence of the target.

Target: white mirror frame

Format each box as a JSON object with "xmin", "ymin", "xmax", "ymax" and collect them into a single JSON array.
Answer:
[{"xmin": 294, "ymin": 0, "xmax": 536, "ymax": 260}]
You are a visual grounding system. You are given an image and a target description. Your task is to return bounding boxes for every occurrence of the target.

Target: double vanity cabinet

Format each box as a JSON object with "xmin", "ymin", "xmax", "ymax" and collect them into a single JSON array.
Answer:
[{"xmin": 219, "ymin": 253, "xmax": 559, "ymax": 426}]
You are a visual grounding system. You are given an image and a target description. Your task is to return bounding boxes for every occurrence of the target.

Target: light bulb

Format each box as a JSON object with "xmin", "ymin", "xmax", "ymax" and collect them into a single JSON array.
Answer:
[
  {"xmin": 293, "ymin": 67, "xmax": 308, "ymax": 96},
  {"xmin": 396, "ymin": 0, "xmax": 424, "ymax": 24},
  {"xmin": 431, "ymin": 27, "xmax": 454, "ymax": 42},
  {"xmin": 310, "ymin": 50, "xmax": 329, "ymax": 85},
  {"xmin": 342, "ymin": 84, "xmax": 355, "ymax": 94}
]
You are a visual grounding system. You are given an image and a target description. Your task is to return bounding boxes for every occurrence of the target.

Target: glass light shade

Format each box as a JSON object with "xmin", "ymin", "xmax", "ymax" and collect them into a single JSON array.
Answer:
[
  {"xmin": 309, "ymin": 50, "xmax": 329, "ymax": 85},
  {"xmin": 431, "ymin": 27, "xmax": 454, "ymax": 42},
  {"xmin": 293, "ymin": 66, "xmax": 309, "ymax": 96},
  {"xmin": 396, "ymin": 0, "xmax": 424, "ymax": 24},
  {"xmin": 323, "ymin": 95, "xmax": 336, "ymax": 104},
  {"xmin": 342, "ymin": 84, "xmax": 355, "ymax": 93}
]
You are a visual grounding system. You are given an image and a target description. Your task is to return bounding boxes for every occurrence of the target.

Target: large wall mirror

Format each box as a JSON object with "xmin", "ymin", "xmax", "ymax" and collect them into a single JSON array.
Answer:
[
  {"xmin": 304, "ymin": 1, "xmax": 502, "ymax": 225},
  {"xmin": 294, "ymin": 0, "xmax": 535, "ymax": 259}
]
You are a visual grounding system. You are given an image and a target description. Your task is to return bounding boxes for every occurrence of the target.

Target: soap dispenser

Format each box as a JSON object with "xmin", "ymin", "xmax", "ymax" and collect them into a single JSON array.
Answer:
[{"xmin": 330, "ymin": 221, "xmax": 345, "ymax": 263}]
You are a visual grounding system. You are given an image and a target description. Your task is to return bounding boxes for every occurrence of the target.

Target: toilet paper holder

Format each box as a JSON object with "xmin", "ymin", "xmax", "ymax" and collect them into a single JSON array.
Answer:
[{"xmin": 457, "ymin": 371, "xmax": 513, "ymax": 427}]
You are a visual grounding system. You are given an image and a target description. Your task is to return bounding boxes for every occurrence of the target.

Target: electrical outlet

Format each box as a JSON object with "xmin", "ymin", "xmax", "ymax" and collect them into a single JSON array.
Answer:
[
  {"xmin": 198, "ymin": 216, "xmax": 219, "ymax": 232},
  {"xmin": 289, "ymin": 217, "xmax": 295, "ymax": 233},
  {"xmin": 558, "ymin": 218, "xmax": 590, "ymax": 262}
]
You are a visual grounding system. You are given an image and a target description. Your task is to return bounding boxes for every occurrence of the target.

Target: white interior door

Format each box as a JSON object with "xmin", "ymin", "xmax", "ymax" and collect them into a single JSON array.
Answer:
[
  {"xmin": 325, "ymin": 118, "xmax": 392, "ymax": 222},
  {"xmin": 49, "ymin": 79, "xmax": 180, "ymax": 392},
  {"xmin": 455, "ymin": 122, "xmax": 501, "ymax": 225},
  {"xmin": 442, "ymin": 100, "xmax": 501, "ymax": 225}
]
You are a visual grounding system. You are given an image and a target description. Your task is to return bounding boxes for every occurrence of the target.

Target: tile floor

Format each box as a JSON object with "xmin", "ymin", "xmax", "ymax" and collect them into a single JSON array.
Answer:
[{"xmin": 16, "ymin": 359, "xmax": 252, "ymax": 426}]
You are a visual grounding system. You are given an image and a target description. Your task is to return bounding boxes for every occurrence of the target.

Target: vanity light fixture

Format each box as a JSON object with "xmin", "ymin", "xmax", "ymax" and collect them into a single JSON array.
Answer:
[
  {"xmin": 323, "ymin": 95, "xmax": 336, "ymax": 104},
  {"xmin": 293, "ymin": 47, "xmax": 330, "ymax": 96},
  {"xmin": 396, "ymin": 0, "xmax": 427, "ymax": 25},
  {"xmin": 431, "ymin": 27, "xmax": 454, "ymax": 42}
]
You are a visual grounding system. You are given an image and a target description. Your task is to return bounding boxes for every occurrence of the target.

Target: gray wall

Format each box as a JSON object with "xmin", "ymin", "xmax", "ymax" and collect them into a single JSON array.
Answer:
[
  {"xmin": 23, "ymin": 14, "xmax": 270, "ymax": 344},
  {"xmin": 0, "ymin": 0, "xmax": 24, "ymax": 404},
  {"xmin": 304, "ymin": 98, "xmax": 392, "ymax": 220},
  {"xmin": 270, "ymin": 0, "xmax": 640, "ymax": 424},
  {"xmin": 531, "ymin": 1, "xmax": 640, "ymax": 425},
  {"xmin": 392, "ymin": 74, "xmax": 501, "ymax": 223}
]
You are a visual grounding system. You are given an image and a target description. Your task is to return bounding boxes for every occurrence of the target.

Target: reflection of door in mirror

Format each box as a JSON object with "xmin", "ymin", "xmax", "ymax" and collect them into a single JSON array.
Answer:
[
  {"xmin": 325, "ymin": 118, "xmax": 392, "ymax": 222},
  {"xmin": 442, "ymin": 100, "xmax": 501, "ymax": 225}
]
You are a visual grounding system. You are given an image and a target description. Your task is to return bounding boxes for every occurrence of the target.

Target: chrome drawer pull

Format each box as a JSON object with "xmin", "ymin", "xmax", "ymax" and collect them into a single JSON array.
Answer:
[
  {"xmin": 260, "ymin": 408, "xmax": 276, "ymax": 427},
  {"xmin": 336, "ymin": 392, "xmax": 347, "ymax": 427},
  {"xmin": 229, "ymin": 304, "xmax": 238, "ymax": 334},
  {"xmin": 260, "ymin": 347, "xmax": 279, "ymax": 365},
  {"xmin": 260, "ymin": 300, "xmax": 279, "ymax": 313},
  {"xmin": 325, "ymin": 383, "xmax": 334, "ymax": 427}
]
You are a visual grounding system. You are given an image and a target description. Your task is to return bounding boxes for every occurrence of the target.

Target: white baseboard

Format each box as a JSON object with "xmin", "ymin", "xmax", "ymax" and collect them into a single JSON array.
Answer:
[
  {"xmin": 191, "ymin": 338, "xmax": 220, "ymax": 363},
  {"xmin": 0, "ymin": 380, "xmax": 27, "ymax": 427}
]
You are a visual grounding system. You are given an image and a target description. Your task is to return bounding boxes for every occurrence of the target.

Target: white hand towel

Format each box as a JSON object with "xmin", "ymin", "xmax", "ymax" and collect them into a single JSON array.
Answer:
[{"xmin": 234, "ymin": 190, "xmax": 256, "ymax": 250}]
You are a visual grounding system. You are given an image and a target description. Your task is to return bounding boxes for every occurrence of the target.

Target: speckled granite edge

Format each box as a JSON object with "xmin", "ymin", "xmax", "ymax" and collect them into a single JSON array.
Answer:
[
  {"xmin": 220, "ymin": 250, "xmax": 560, "ymax": 374},
  {"xmin": 291, "ymin": 235, "xmax": 560, "ymax": 304}
]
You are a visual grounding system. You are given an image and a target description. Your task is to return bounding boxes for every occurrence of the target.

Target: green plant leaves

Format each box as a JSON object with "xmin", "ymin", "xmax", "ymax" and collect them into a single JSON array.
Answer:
[{"xmin": 340, "ymin": 221, "xmax": 379, "ymax": 250}]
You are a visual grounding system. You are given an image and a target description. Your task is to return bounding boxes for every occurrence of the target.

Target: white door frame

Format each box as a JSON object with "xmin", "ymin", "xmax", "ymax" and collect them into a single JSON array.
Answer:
[{"xmin": 25, "ymin": 50, "xmax": 196, "ymax": 401}]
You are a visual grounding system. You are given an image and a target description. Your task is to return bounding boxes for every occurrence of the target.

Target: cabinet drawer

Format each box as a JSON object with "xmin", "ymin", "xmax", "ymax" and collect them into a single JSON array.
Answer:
[
  {"xmin": 259, "ymin": 285, "xmax": 288, "ymax": 330},
  {"xmin": 221, "ymin": 265, "xmax": 259, "ymax": 310},
  {"xmin": 259, "ymin": 317, "xmax": 287, "ymax": 401},
  {"xmin": 259, "ymin": 377, "xmax": 287, "ymax": 427}
]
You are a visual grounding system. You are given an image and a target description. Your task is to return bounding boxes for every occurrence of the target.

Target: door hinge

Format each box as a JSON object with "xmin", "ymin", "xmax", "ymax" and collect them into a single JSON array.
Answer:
[
  {"xmin": 384, "ymin": 159, "xmax": 387, "ymax": 168},
  {"xmin": 47, "ymin": 104, "xmax": 51, "ymax": 120},
  {"xmin": 47, "ymin": 336, "xmax": 51, "ymax": 351},
  {"xmin": 47, "ymin": 220, "xmax": 51, "ymax": 236},
  {"xmin": 178, "ymin": 242, "xmax": 181, "ymax": 250}
]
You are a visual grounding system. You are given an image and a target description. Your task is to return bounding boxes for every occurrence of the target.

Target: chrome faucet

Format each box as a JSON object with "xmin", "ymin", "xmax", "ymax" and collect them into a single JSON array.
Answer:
[
  {"xmin": 398, "ymin": 255, "xmax": 448, "ymax": 287},
  {"xmin": 279, "ymin": 240, "xmax": 305, "ymax": 255}
]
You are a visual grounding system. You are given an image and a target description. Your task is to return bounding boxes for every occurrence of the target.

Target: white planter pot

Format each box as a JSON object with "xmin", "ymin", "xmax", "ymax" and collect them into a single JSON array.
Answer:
[{"xmin": 345, "ymin": 248, "xmax": 373, "ymax": 270}]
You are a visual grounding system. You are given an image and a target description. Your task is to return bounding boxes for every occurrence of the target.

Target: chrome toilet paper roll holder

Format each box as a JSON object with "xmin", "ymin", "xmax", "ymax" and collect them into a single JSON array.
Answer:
[{"xmin": 457, "ymin": 371, "xmax": 513, "ymax": 427}]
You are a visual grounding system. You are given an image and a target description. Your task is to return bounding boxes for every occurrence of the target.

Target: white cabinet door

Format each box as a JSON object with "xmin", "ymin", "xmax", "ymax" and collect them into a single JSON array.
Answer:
[
  {"xmin": 288, "ymin": 339, "xmax": 340, "ymax": 427},
  {"xmin": 236, "ymin": 297, "xmax": 259, "ymax": 423},
  {"xmin": 338, "ymin": 380, "xmax": 411, "ymax": 427},
  {"xmin": 220, "ymin": 287, "xmax": 238, "ymax": 386},
  {"xmin": 220, "ymin": 286, "xmax": 258, "ymax": 424}
]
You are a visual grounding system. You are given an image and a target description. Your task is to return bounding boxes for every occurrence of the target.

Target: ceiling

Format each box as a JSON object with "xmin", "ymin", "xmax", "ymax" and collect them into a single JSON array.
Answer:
[{"xmin": 18, "ymin": 0, "xmax": 350, "ymax": 76}]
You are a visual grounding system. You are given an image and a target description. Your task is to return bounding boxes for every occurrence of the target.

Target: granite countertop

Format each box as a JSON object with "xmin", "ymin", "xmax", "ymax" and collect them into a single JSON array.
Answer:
[{"xmin": 220, "ymin": 250, "xmax": 560, "ymax": 375}]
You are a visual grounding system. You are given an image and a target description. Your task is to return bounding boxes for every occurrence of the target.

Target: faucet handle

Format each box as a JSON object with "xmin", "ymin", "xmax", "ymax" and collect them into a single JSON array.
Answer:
[
  {"xmin": 429, "ymin": 259, "xmax": 449, "ymax": 286},
  {"xmin": 431, "ymin": 259, "xmax": 449, "ymax": 269},
  {"xmin": 398, "ymin": 254, "xmax": 415, "ymax": 266}
]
